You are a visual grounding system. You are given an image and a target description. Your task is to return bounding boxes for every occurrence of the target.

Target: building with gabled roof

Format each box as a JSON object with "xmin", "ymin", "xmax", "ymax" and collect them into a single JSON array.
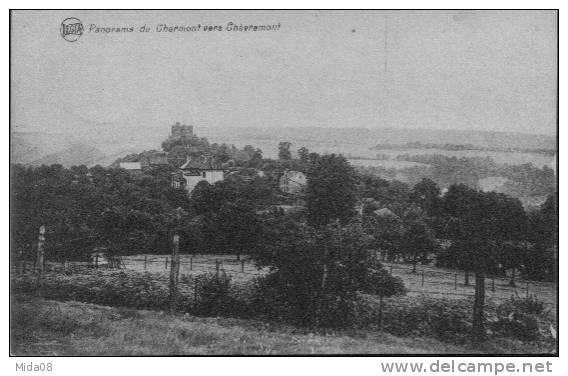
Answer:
[
  {"xmin": 279, "ymin": 170, "xmax": 307, "ymax": 194},
  {"xmin": 119, "ymin": 162, "xmax": 142, "ymax": 174},
  {"xmin": 171, "ymin": 156, "xmax": 224, "ymax": 194}
]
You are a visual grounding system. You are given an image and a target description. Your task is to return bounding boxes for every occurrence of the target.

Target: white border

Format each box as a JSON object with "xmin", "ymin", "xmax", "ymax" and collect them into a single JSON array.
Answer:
[{"xmin": 1, "ymin": 3, "xmax": 563, "ymax": 375}]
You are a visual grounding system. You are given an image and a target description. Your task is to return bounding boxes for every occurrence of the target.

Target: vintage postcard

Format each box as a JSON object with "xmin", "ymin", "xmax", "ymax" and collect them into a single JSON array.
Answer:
[{"xmin": 9, "ymin": 10, "xmax": 558, "ymax": 358}]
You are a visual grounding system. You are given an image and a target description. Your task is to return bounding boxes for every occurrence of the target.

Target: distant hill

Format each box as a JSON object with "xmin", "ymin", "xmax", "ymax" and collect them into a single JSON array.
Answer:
[
  {"xmin": 198, "ymin": 126, "xmax": 556, "ymax": 160},
  {"xmin": 11, "ymin": 124, "xmax": 556, "ymax": 167},
  {"xmin": 29, "ymin": 143, "xmax": 105, "ymax": 168}
]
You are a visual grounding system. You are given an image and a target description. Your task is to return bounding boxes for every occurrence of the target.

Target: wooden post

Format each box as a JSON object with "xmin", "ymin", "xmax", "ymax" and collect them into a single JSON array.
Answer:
[
  {"xmin": 491, "ymin": 277, "xmax": 495, "ymax": 293},
  {"xmin": 378, "ymin": 292, "xmax": 384, "ymax": 331},
  {"xmin": 165, "ymin": 257, "xmax": 168, "ymax": 270},
  {"xmin": 509, "ymin": 267, "xmax": 516, "ymax": 287},
  {"xmin": 526, "ymin": 282, "xmax": 530, "ymax": 298},
  {"xmin": 36, "ymin": 226, "xmax": 45, "ymax": 297},
  {"xmin": 169, "ymin": 234, "xmax": 180, "ymax": 313},
  {"xmin": 241, "ymin": 259, "xmax": 245, "ymax": 273},
  {"xmin": 193, "ymin": 278, "xmax": 198, "ymax": 308},
  {"xmin": 95, "ymin": 254, "xmax": 99, "ymax": 268},
  {"xmin": 472, "ymin": 271, "xmax": 486, "ymax": 343},
  {"xmin": 215, "ymin": 259, "xmax": 220, "ymax": 280},
  {"xmin": 421, "ymin": 270, "xmax": 425, "ymax": 287},
  {"xmin": 389, "ymin": 265, "xmax": 393, "ymax": 275},
  {"xmin": 190, "ymin": 256, "xmax": 193, "ymax": 271},
  {"xmin": 144, "ymin": 255, "xmax": 147, "ymax": 270}
]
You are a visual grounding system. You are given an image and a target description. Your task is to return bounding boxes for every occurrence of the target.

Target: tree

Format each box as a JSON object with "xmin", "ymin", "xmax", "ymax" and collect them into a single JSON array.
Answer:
[
  {"xmin": 305, "ymin": 154, "xmax": 357, "ymax": 226},
  {"xmin": 401, "ymin": 218, "xmax": 438, "ymax": 273},
  {"xmin": 441, "ymin": 184, "xmax": 528, "ymax": 342},
  {"xmin": 248, "ymin": 148, "xmax": 263, "ymax": 168},
  {"xmin": 278, "ymin": 141, "xmax": 292, "ymax": 161},
  {"xmin": 529, "ymin": 193, "xmax": 557, "ymax": 248},
  {"xmin": 498, "ymin": 242, "xmax": 526, "ymax": 286},
  {"xmin": 215, "ymin": 202, "xmax": 261, "ymax": 260},
  {"xmin": 215, "ymin": 144, "xmax": 231, "ymax": 163},
  {"xmin": 253, "ymin": 220, "xmax": 405, "ymax": 327},
  {"xmin": 525, "ymin": 193, "xmax": 557, "ymax": 282},
  {"xmin": 297, "ymin": 147, "xmax": 310, "ymax": 163},
  {"xmin": 363, "ymin": 209, "xmax": 403, "ymax": 262},
  {"xmin": 410, "ymin": 178, "xmax": 441, "ymax": 216}
]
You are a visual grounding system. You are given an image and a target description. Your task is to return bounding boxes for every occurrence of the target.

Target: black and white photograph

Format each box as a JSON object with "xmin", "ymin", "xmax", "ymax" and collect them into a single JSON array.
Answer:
[{"xmin": 9, "ymin": 9, "xmax": 558, "ymax": 357}]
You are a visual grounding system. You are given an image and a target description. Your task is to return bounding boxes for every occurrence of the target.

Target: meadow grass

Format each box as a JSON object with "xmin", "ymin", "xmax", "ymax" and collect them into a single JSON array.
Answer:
[{"xmin": 10, "ymin": 296, "xmax": 553, "ymax": 355}]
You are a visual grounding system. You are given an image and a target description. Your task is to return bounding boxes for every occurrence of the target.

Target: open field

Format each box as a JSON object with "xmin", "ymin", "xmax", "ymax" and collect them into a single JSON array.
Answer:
[
  {"xmin": 10, "ymin": 296, "xmax": 554, "ymax": 355},
  {"xmin": 348, "ymin": 158, "xmax": 428, "ymax": 169},
  {"xmin": 35, "ymin": 253, "xmax": 556, "ymax": 310},
  {"xmin": 116, "ymin": 254, "xmax": 556, "ymax": 309}
]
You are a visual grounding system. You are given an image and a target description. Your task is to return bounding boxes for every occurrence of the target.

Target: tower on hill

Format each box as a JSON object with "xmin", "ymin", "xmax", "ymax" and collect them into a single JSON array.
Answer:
[{"xmin": 171, "ymin": 122, "xmax": 194, "ymax": 138}]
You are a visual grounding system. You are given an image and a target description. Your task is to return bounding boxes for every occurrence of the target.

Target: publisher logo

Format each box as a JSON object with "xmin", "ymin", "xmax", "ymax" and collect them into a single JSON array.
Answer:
[{"xmin": 60, "ymin": 18, "xmax": 83, "ymax": 42}]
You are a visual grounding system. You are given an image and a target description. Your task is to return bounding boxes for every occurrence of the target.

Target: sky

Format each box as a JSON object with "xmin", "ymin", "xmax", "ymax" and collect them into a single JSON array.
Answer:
[{"xmin": 11, "ymin": 10, "xmax": 558, "ymax": 136}]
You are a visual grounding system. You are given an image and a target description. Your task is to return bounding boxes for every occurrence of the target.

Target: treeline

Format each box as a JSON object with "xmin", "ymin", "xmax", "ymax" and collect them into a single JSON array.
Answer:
[
  {"xmin": 10, "ymin": 146, "xmax": 557, "ymax": 285},
  {"xmin": 118, "ymin": 130, "xmax": 264, "ymax": 169},
  {"xmin": 373, "ymin": 141, "xmax": 556, "ymax": 156},
  {"xmin": 391, "ymin": 154, "xmax": 555, "ymax": 198}
]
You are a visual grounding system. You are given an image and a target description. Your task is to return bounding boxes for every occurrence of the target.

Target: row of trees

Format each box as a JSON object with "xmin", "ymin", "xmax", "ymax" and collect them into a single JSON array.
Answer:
[
  {"xmin": 11, "ymin": 151, "xmax": 557, "ymax": 281},
  {"xmin": 395, "ymin": 153, "xmax": 556, "ymax": 198}
]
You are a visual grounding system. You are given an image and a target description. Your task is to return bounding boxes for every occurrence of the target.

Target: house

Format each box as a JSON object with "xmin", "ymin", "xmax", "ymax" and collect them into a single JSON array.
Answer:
[
  {"xmin": 171, "ymin": 157, "xmax": 224, "ymax": 194},
  {"xmin": 147, "ymin": 152, "xmax": 169, "ymax": 166},
  {"xmin": 119, "ymin": 162, "xmax": 142, "ymax": 173},
  {"xmin": 279, "ymin": 170, "xmax": 307, "ymax": 194}
]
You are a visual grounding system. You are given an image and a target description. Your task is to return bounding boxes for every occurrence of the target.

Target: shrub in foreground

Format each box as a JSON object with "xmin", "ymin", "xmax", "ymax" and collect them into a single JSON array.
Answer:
[{"xmin": 490, "ymin": 295, "xmax": 546, "ymax": 341}]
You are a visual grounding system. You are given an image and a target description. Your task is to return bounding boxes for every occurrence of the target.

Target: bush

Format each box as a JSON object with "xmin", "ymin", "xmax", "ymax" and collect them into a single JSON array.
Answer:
[
  {"xmin": 491, "ymin": 312, "xmax": 540, "ymax": 341},
  {"xmin": 192, "ymin": 272, "xmax": 234, "ymax": 316},
  {"xmin": 253, "ymin": 221, "xmax": 407, "ymax": 328},
  {"xmin": 504, "ymin": 294, "xmax": 545, "ymax": 315},
  {"xmin": 11, "ymin": 268, "xmax": 258, "ymax": 320},
  {"xmin": 12, "ymin": 269, "xmax": 171, "ymax": 310},
  {"xmin": 490, "ymin": 295, "xmax": 544, "ymax": 341},
  {"xmin": 361, "ymin": 296, "xmax": 472, "ymax": 342}
]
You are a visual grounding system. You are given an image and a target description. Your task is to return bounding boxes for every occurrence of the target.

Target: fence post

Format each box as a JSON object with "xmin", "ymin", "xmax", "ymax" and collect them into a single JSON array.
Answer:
[
  {"xmin": 526, "ymin": 282, "xmax": 530, "ymax": 298},
  {"xmin": 491, "ymin": 277, "xmax": 495, "ymax": 293},
  {"xmin": 190, "ymin": 256, "xmax": 193, "ymax": 271},
  {"xmin": 193, "ymin": 278, "xmax": 198, "ymax": 309},
  {"xmin": 389, "ymin": 265, "xmax": 393, "ymax": 275},
  {"xmin": 241, "ymin": 259, "xmax": 245, "ymax": 273},
  {"xmin": 215, "ymin": 259, "xmax": 220, "ymax": 280},
  {"xmin": 169, "ymin": 234, "xmax": 180, "ymax": 313},
  {"xmin": 36, "ymin": 226, "xmax": 45, "ymax": 297},
  {"xmin": 95, "ymin": 254, "xmax": 99, "ymax": 269},
  {"xmin": 144, "ymin": 255, "xmax": 147, "ymax": 270},
  {"xmin": 421, "ymin": 270, "xmax": 425, "ymax": 287},
  {"xmin": 165, "ymin": 257, "xmax": 168, "ymax": 270},
  {"xmin": 378, "ymin": 292, "xmax": 384, "ymax": 331}
]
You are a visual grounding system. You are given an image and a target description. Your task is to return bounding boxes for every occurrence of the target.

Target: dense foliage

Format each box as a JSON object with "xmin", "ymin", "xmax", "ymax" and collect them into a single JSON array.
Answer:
[
  {"xmin": 10, "ymin": 164, "xmax": 189, "ymax": 260},
  {"xmin": 253, "ymin": 219, "xmax": 405, "ymax": 327}
]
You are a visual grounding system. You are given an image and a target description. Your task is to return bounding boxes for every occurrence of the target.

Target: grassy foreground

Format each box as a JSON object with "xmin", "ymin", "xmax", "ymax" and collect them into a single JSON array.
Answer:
[{"xmin": 10, "ymin": 296, "xmax": 552, "ymax": 355}]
